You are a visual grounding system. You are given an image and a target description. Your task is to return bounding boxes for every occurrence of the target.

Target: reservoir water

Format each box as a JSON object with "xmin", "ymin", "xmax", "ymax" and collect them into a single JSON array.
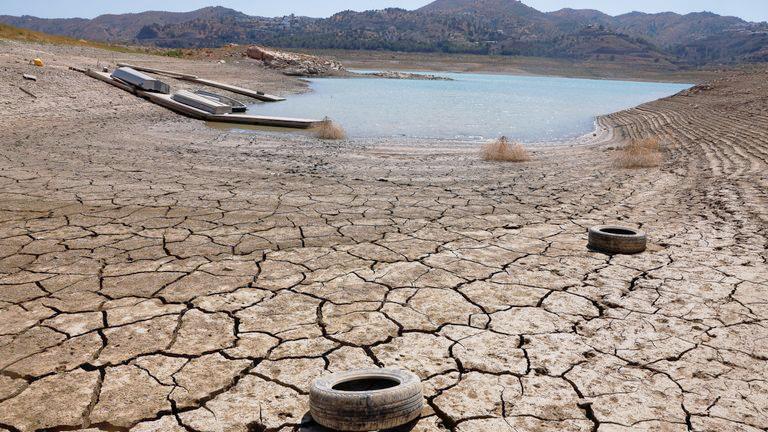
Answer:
[{"xmin": 249, "ymin": 71, "xmax": 690, "ymax": 141}]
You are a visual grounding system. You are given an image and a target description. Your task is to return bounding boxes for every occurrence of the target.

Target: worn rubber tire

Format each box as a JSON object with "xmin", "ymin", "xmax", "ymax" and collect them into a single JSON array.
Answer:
[
  {"xmin": 588, "ymin": 225, "xmax": 647, "ymax": 255},
  {"xmin": 309, "ymin": 368, "xmax": 423, "ymax": 431}
]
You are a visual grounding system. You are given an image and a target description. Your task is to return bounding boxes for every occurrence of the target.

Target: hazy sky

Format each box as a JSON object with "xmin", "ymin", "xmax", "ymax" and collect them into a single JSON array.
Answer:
[{"xmin": 2, "ymin": 0, "xmax": 767, "ymax": 22}]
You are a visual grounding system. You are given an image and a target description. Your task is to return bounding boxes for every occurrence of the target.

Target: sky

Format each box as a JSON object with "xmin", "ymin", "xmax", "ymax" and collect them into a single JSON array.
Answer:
[{"xmin": 1, "ymin": 0, "xmax": 767, "ymax": 22}]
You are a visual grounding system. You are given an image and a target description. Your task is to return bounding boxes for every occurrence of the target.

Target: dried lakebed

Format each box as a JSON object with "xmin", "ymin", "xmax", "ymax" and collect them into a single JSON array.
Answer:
[{"xmin": 0, "ymin": 41, "xmax": 767, "ymax": 432}]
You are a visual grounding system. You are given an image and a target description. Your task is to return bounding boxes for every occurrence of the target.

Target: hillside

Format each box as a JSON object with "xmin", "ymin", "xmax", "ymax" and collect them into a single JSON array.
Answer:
[
  {"xmin": 0, "ymin": 7, "xmax": 249, "ymax": 42},
  {"xmin": 1, "ymin": 1, "xmax": 766, "ymax": 65},
  {"xmin": 0, "ymin": 22, "xmax": 155, "ymax": 55}
]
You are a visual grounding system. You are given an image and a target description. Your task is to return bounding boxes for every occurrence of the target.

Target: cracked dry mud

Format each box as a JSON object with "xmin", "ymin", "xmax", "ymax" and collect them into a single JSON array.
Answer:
[{"xmin": 1, "ymin": 41, "xmax": 767, "ymax": 432}]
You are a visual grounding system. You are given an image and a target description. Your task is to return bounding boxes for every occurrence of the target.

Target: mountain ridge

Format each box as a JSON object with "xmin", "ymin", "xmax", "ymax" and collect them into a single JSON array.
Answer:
[{"xmin": 1, "ymin": 1, "xmax": 766, "ymax": 65}]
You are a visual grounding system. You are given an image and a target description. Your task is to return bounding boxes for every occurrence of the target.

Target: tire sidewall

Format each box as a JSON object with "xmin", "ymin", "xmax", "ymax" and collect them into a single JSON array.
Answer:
[{"xmin": 588, "ymin": 225, "xmax": 647, "ymax": 254}]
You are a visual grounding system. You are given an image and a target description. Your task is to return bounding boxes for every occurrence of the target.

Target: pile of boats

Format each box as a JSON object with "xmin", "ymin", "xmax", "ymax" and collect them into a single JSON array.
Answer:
[{"xmin": 79, "ymin": 65, "xmax": 319, "ymax": 129}]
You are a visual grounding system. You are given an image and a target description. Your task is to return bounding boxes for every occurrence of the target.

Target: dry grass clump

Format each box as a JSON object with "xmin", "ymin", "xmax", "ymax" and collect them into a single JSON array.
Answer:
[
  {"xmin": 313, "ymin": 117, "xmax": 346, "ymax": 140},
  {"xmin": 614, "ymin": 138, "xmax": 663, "ymax": 168},
  {"xmin": 481, "ymin": 136, "xmax": 531, "ymax": 162}
]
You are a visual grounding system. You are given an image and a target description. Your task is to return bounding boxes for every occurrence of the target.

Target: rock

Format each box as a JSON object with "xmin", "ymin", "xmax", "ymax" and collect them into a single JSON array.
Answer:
[
  {"xmin": 359, "ymin": 71, "xmax": 453, "ymax": 81},
  {"xmin": 246, "ymin": 45, "xmax": 345, "ymax": 77}
]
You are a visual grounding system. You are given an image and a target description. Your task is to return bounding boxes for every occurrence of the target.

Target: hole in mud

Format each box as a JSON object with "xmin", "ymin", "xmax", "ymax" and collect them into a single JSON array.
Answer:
[
  {"xmin": 600, "ymin": 227, "xmax": 637, "ymax": 236},
  {"xmin": 332, "ymin": 377, "xmax": 400, "ymax": 392}
]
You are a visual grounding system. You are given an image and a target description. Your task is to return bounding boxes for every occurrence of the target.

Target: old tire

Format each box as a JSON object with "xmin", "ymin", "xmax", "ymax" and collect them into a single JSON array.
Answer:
[
  {"xmin": 309, "ymin": 368, "xmax": 423, "ymax": 431},
  {"xmin": 588, "ymin": 225, "xmax": 647, "ymax": 255}
]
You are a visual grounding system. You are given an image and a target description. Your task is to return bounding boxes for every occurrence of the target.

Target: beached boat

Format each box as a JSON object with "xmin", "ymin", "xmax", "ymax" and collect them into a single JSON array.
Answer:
[
  {"xmin": 82, "ymin": 69, "xmax": 319, "ymax": 129},
  {"xmin": 194, "ymin": 90, "xmax": 248, "ymax": 113},
  {"xmin": 111, "ymin": 67, "xmax": 170, "ymax": 94},
  {"xmin": 172, "ymin": 90, "xmax": 233, "ymax": 115},
  {"xmin": 115, "ymin": 63, "xmax": 286, "ymax": 102}
]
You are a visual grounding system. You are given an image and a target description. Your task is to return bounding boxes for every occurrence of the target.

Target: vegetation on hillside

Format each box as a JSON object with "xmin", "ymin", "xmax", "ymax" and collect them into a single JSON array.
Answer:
[
  {"xmin": 0, "ymin": 23, "xmax": 135, "ymax": 52},
  {"xmin": 0, "ymin": 23, "xmax": 194, "ymax": 58},
  {"xmin": 2, "ymin": 1, "xmax": 767, "ymax": 65}
]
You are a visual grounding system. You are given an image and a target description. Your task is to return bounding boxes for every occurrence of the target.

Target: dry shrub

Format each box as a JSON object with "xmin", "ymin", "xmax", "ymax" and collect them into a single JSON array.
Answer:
[
  {"xmin": 481, "ymin": 136, "xmax": 531, "ymax": 162},
  {"xmin": 313, "ymin": 117, "xmax": 346, "ymax": 140},
  {"xmin": 614, "ymin": 138, "xmax": 662, "ymax": 168}
]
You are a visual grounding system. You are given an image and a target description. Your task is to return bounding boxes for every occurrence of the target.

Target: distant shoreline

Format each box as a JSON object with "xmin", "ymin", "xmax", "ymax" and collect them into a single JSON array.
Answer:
[{"xmin": 301, "ymin": 49, "xmax": 725, "ymax": 85}]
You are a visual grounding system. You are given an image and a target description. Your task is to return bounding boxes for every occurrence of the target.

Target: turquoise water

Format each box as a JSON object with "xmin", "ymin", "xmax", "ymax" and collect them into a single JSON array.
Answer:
[{"xmin": 249, "ymin": 72, "xmax": 689, "ymax": 141}]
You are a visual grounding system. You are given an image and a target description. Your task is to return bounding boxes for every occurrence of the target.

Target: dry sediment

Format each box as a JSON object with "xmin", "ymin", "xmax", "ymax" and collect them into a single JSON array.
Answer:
[{"xmin": 0, "ymin": 40, "xmax": 767, "ymax": 431}]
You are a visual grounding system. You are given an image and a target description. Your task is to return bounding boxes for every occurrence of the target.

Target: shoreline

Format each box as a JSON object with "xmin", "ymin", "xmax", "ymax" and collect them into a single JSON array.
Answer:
[
  {"xmin": 345, "ymin": 66, "xmax": 697, "ymax": 85},
  {"xmin": 209, "ymin": 119, "xmax": 612, "ymax": 148},
  {"xmin": 245, "ymin": 68, "xmax": 691, "ymax": 145},
  {"xmin": 305, "ymin": 48, "xmax": 725, "ymax": 84}
]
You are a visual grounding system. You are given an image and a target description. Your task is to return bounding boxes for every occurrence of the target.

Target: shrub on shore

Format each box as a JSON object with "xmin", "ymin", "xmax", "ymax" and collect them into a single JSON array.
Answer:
[
  {"xmin": 313, "ymin": 117, "xmax": 346, "ymax": 140},
  {"xmin": 614, "ymin": 138, "xmax": 662, "ymax": 168},
  {"xmin": 481, "ymin": 136, "xmax": 531, "ymax": 162}
]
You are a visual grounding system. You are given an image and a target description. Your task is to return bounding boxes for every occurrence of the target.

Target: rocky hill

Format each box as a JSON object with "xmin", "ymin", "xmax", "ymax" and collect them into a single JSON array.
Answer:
[
  {"xmin": 0, "ymin": 7, "xmax": 249, "ymax": 42},
  {"xmin": 1, "ymin": 1, "xmax": 766, "ymax": 65}
]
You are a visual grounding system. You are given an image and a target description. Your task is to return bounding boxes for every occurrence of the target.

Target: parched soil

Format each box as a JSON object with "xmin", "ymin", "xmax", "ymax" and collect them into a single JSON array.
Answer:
[{"xmin": 0, "ymin": 41, "xmax": 766, "ymax": 432}]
